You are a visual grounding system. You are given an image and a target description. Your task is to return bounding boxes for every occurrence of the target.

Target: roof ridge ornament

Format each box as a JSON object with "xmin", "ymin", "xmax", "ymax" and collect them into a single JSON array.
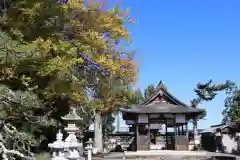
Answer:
[{"xmin": 157, "ymin": 80, "xmax": 167, "ymax": 91}]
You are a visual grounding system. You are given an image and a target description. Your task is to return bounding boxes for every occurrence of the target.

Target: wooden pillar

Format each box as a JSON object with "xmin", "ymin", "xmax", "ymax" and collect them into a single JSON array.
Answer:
[
  {"xmin": 181, "ymin": 125, "xmax": 184, "ymax": 135},
  {"xmin": 134, "ymin": 121, "xmax": 137, "ymax": 151},
  {"xmin": 174, "ymin": 115, "xmax": 177, "ymax": 150},
  {"xmin": 186, "ymin": 121, "xmax": 189, "ymax": 150},
  {"xmin": 165, "ymin": 119, "xmax": 168, "ymax": 149},
  {"xmin": 148, "ymin": 115, "xmax": 151, "ymax": 150},
  {"xmin": 136, "ymin": 120, "xmax": 139, "ymax": 151},
  {"xmin": 186, "ymin": 121, "xmax": 189, "ymax": 140}
]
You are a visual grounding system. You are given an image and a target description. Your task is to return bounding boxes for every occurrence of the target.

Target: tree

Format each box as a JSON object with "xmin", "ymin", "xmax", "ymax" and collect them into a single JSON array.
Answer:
[
  {"xmin": 0, "ymin": 85, "xmax": 45, "ymax": 159},
  {"xmin": 127, "ymin": 88, "xmax": 144, "ymax": 106},
  {"xmin": 144, "ymin": 84, "xmax": 155, "ymax": 99},
  {"xmin": 0, "ymin": 0, "xmax": 137, "ymax": 157},
  {"xmin": 102, "ymin": 114, "xmax": 115, "ymax": 134},
  {"xmin": 89, "ymin": 72, "xmax": 136, "ymax": 153},
  {"xmin": 102, "ymin": 113, "xmax": 115, "ymax": 149},
  {"xmin": 222, "ymin": 85, "xmax": 240, "ymax": 123},
  {"xmin": 75, "ymin": 2, "xmax": 137, "ymax": 153},
  {"xmin": 126, "ymin": 84, "xmax": 156, "ymax": 107},
  {"xmin": 190, "ymin": 80, "xmax": 234, "ymax": 148},
  {"xmin": 112, "ymin": 88, "xmax": 144, "ymax": 133}
]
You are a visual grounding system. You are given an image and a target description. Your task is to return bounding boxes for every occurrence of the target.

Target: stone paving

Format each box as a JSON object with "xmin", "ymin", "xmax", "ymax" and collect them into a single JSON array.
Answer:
[
  {"xmin": 103, "ymin": 154, "xmax": 208, "ymax": 160},
  {"xmin": 92, "ymin": 152, "xmax": 240, "ymax": 160}
]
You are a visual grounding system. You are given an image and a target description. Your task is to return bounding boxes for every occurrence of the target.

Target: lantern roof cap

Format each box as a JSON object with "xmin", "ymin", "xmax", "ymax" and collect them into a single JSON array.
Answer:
[{"xmin": 61, "ymin": 107, "xmax": 83, "ymax": 121}]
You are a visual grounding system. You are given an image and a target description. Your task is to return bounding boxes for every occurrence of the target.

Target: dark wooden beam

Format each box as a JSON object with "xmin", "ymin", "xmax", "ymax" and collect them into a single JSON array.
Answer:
[
  {"xmin": 148, "ymin": 114, "xmax": 151, "ymax": 150},
  {"xmin": 174, "ymin": 116, "xmax": 177, "ymax": 150},
  {"xmin": 165, "ymin": 119, "xmax": 168, "ymax": 149}
]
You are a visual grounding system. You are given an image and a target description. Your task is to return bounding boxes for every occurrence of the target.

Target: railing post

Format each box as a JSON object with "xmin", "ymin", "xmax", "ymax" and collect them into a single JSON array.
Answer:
[
  {"xmin": 85, "ymin": 138, "xmax": 93, "ymax": 160},
  {"xmin": 122, "ymin": 151, "xmax": 126, "ymax": 160}
]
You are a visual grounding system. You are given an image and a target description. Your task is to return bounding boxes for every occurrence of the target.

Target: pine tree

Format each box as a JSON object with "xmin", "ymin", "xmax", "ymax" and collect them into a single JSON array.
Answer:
[
  {"xmin": 222, "ymin": 85, "xmax": 240, "ymax": 123},
  {"xmin": 190, "ymin": 80, "xmax": 234, "ymax": 149}
]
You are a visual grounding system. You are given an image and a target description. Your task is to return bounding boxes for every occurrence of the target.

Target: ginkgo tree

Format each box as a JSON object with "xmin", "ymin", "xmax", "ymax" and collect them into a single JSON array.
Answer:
[{"xmin": 0, "ymin": 0, "xmax": 137, "ymax": 158}]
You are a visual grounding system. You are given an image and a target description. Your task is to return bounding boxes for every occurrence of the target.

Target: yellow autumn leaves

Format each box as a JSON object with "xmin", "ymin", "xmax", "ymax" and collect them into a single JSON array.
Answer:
[{"xmin": 1, "ymin": 0, "xmax": 138, "ymax": 107}]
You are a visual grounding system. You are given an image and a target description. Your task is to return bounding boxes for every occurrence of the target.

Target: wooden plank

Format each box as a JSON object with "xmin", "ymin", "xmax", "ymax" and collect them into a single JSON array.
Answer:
[
  {"xmin": 137, "ymin": 135, "xmax": 149, "ymax": 150},
  {"xmin": 175, "ymin": 135, "xmax": 188, "ymax": 150}
]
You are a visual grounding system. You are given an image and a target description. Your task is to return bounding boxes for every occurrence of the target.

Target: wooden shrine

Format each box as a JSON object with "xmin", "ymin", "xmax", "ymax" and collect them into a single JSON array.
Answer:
[{"xmin": 121, "ymin": 81, "xmax": 204, "ymax": 151}]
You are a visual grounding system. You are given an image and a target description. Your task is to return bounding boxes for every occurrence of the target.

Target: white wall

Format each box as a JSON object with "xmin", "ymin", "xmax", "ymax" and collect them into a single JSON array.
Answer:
[{"xmin": 222, "ymin": 134, "xmax": 237, "ymax": 153}]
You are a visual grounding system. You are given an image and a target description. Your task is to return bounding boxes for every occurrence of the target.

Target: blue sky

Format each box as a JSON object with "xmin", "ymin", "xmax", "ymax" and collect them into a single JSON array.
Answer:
[{"xmin": 90, "ymin": 0, "xmax": 240, "ymax": 130}]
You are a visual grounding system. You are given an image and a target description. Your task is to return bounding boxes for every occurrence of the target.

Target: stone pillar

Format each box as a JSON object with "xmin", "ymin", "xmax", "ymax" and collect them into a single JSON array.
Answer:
[{"xmin": 85, "ymin": 138, "xmax": 93, "ymax": 160}]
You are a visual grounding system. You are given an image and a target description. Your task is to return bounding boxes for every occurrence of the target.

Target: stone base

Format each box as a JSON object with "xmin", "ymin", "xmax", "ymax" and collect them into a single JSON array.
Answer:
[{"xmin": 92, "ymin": 147, "xmax": 99, "ymax": 155}]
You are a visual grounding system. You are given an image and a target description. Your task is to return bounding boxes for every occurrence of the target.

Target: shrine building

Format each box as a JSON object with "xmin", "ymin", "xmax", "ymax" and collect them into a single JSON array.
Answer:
[{"xmin": 121, "ymin": 81, "xmax": 204, "ymax": 151}]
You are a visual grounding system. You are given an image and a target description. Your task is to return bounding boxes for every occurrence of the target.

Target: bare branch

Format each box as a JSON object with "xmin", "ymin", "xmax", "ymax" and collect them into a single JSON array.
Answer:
[
  {"xmin": 0, "ymin": 142, "xmax": 34, "ymax": 160},
  {"xmin": 0, "ymin": 122, "xmax": 35, "ymax": 160}
]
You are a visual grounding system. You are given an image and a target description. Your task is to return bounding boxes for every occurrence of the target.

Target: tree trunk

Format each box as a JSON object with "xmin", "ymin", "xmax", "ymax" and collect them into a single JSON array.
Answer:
[
  {"xmin": 116, "ymin": 113, "xmax": 120, "ymax": 132},
  {"xmin": 193, "ymin": 118, "xmax": 198, "ymax": 149},
  {"xmin": 94, "ymin": 112, "xmax": 103, "ymax": 153}
]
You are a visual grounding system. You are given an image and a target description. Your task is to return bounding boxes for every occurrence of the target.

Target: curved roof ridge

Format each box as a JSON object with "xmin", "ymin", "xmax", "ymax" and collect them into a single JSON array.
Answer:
[
  {"xmin": 140, "ymin": 80, "xmax": 166, "ymax": 105},
  {"xmin": 164, "ymin": 89, "xmax": 189, "ymax": 107},
  {"xmin": 139, "ymin": 80, "xmax": 189, "ymax": 107}
]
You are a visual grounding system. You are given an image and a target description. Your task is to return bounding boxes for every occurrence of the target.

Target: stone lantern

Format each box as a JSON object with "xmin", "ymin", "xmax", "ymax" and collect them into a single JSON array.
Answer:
[
  {"xmin": 48, "ymin": 131, "xmax": 67, "ymax": 160},
  {"xmin": 61, "ymin": 107, "xmax": 84, "ymax": 160},
  {"xmin": 236, "ymin": 132, "xmax": 240, "ymax": 137},
  {"xmin": 85, "ymin": 138, "xmax": 93, "ymax": 160}
]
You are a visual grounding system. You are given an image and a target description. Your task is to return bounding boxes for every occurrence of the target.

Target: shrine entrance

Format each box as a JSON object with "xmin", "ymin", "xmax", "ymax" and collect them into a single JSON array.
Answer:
[
  {"xmin": 166, "ymin": 132, "xmax": 175, "ymax": 150},
  {"xmin": 136, "ymin": 124, "xmax": 149, "ymax": 150}
]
